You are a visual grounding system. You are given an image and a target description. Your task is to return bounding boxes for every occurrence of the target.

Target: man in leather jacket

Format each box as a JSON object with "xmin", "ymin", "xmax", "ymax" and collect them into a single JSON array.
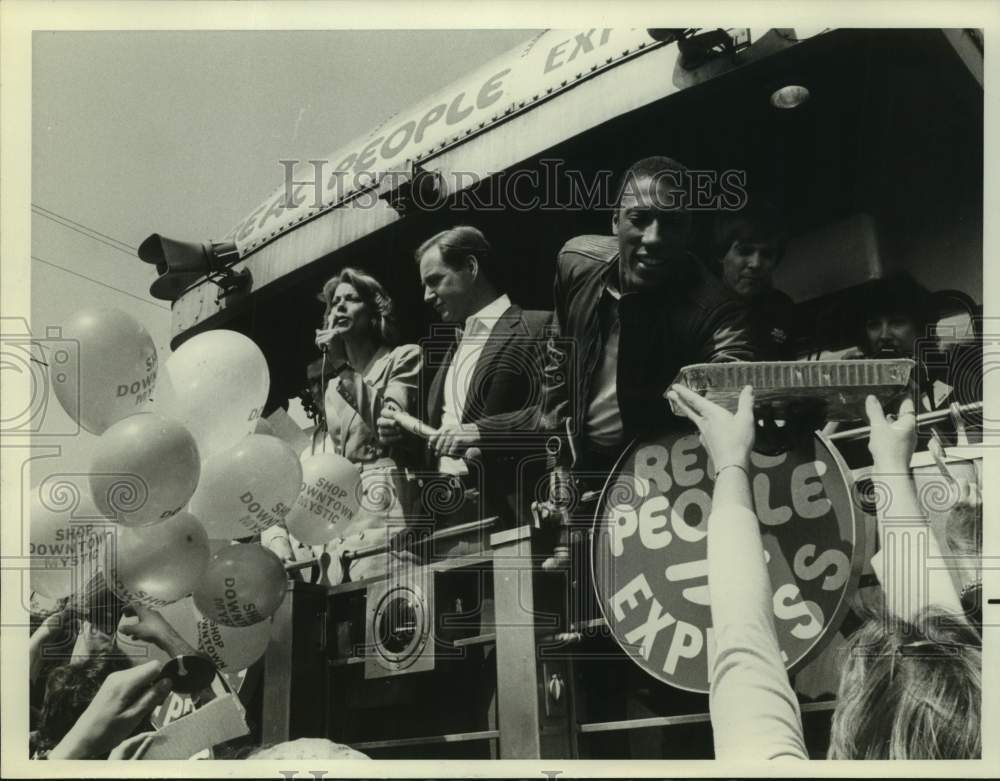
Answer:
[{"xmin": 537, "ymin": 156, "xmax": 754, "ymax": 566}]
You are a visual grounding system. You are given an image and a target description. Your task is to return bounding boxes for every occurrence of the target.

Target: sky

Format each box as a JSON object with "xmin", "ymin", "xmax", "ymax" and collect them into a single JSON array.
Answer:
[{"xmin": 28, "ymin": 28, "xmax": 538, "ymax": 484}]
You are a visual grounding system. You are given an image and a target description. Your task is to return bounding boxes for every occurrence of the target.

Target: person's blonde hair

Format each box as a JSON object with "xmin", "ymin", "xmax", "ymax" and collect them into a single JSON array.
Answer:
[
  {"xmin": 318, "ymin": 267, "xmax": 399, "ymax": 346},
  {"xmin": 828, "ymin": 606, "xmax": 981, "ymax": 759}
]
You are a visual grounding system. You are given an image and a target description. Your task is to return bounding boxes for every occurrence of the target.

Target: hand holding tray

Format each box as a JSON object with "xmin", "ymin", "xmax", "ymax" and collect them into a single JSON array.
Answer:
[{"xmin": 667, "ymin": 359, "xmax": 914, "ymax": 422}]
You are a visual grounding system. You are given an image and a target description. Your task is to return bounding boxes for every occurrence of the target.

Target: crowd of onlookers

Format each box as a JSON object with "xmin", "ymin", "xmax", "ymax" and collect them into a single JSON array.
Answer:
[{"xmin": 28, "ymin": 593, "xmax": 371, "ymax": 759}]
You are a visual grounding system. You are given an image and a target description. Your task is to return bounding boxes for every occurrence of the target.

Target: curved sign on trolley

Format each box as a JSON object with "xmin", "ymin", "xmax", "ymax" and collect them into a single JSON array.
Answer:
[
  {"xmin": 227, "ymin": 28, "xmax": 660, "ymax": 254},
  {"xmin": 222, "ymin": 28, "xmax": 835, "ymax": 256},
  {"xmin": 223, "ymin": 28, "xmax": 667, "ymax": 253},
  {"xmin": 591, "ymin": 429, "xmax": 864, "ymax": 693}
]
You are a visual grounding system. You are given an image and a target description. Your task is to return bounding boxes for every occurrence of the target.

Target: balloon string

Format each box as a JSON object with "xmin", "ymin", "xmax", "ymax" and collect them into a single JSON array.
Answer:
[
  {"xmin": 321, "ymin": 350, "xmax": 330, "ymax": 455},
  {"xmin": 314, "ymin": 350, "xmax": 329, "ymax": 457}
]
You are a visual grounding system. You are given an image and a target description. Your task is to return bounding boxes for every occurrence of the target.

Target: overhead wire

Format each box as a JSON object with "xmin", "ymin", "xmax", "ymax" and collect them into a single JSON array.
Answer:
[
  {"xmin": 28, "ymin": 203, "xmax": 166, "ymax": 310},
  {"xmin": 31, "ymin": 203, "xmax": 138, "ymax": 254},
  {"xmin": 31, "ymin": 204, "xmax": 139, "ymax": 258},
  {"xmin": 31, "ymin": 255, "xmax": 169, "ymax": 311}
]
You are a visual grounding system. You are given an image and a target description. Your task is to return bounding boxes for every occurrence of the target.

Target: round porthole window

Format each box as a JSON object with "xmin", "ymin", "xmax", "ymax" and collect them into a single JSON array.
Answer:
[{"xmin": 372, "ymin": 586, "xmax": 427, "ymax": 669}]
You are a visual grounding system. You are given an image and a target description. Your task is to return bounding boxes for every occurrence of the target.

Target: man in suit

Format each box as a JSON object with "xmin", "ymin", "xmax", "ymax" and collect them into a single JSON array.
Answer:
[{"xmin": 379, "ymin": 225, "xmax": 551, "ymax": 529}]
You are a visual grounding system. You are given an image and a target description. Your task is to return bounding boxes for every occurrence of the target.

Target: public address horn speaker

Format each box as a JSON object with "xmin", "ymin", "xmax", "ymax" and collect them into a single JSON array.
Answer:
[{"xmin": 138, "ymin": 234, "xmax": 246, "ymax": 301}]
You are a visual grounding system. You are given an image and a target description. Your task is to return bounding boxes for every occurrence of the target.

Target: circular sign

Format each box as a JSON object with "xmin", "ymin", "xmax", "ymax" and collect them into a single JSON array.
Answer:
[{"xmin": 591, "ymin": 430, "xmax": 864, "ymax": 693}]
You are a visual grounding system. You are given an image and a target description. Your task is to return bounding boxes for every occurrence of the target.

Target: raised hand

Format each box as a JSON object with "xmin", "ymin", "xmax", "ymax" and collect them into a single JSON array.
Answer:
[
  {"xmin": 315, "ymin": 327, "xmax": 336, "ymax": 350},
  {"xmin": 48, "ymin": 660, "xmax": 173, "ymax": 759},
  {"xmin": 667, "ymin": 384, "xmax": 755, "ymax": 475},
  {"xmin": 315, "ymin": 327, "xmax": 348, "ymax": 367},
  {"xmin": 865, "ymin": 395, "xmax": 916, "ymax": 471},
  {"xmin": 119, "ymin": 605, "xmax": 197, "ymax": 659}
]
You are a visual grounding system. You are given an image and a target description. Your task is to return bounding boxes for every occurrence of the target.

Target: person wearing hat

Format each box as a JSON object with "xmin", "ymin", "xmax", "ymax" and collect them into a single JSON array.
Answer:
[
  {"xmin": 854, "ymin": 272, "xmax": 953, "ymax": 414},
  {"xmin": 828, "ymin": 272, "xmax": 957, "ymax": 467}
]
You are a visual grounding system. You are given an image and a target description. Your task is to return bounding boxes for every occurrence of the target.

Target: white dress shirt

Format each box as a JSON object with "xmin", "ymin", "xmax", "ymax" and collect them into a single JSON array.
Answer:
[{"xmin": 438, "ymin": 294, "xmax": 511, "ymax": 474}]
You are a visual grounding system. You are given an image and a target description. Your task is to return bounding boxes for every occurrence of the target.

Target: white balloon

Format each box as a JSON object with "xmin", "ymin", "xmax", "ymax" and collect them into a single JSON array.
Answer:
[
  {"xmin": 50, "ymin": 308, "xmax": 158, "ymax": 434},
  {"xmin": 155, "ymin": 330, "xmax": 269, "ymax": 459},
  {"xmin": 189, "ymin": 434, "xmax": 302, "ymax": 540},
  {"xmin": 192, "ymin": 606, "xmax": 272, "ymax": 672},
  {"xmin": 89, "ymin": 413, "xmax": 201, "ymax": 527},
  {"xmin": 108, "ymin": 511, "xmax": 210, "ymax": 607},
  {"xmin": 284, "ymin": 452, "xmax": 362, "ymax": 545},
  {"xmin": 29, "ymin": 481, "xmax": 114, "ymax": 599}
]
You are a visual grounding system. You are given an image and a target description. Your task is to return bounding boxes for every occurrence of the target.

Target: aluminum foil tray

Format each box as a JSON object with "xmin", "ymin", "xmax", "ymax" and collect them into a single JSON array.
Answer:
[{"xmin": 667, "ymin": 359, "xmax": 915, "ymax": 421}]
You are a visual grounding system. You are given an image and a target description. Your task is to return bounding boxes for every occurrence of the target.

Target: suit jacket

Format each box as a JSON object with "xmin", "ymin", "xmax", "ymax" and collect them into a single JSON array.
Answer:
[{"xmin": 423, "ymin": 303, "xmax": 552, "ymax": 524}]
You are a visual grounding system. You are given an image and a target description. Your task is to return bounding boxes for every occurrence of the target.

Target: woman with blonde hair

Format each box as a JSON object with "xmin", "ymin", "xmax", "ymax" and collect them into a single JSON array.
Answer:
[
  {"xmin": 667, "ymin": 383, "xmax": 981, "ymax": 760},
  {"xmin": 827, "ymin": 605, "xmax": 980, "ymax": 759},
  {"xmin": 265, "ymin": 267, "xmax": 422, "ymax": 582},
  {"xmin": 313, "ymin": 266, "xmax": 419, "ymax": 460}
]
